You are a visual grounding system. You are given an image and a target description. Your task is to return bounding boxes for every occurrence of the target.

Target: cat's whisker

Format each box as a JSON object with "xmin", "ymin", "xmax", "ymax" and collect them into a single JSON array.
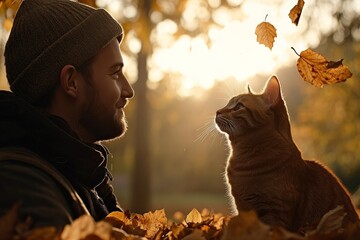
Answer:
[{"xmin": 194, "ymin": 117, "xmax": 217, "ymax": 143}]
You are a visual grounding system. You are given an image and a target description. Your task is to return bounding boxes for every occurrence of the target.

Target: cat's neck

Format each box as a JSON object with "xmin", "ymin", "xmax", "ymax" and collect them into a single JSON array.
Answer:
[
  {"xmin": 228, "ymin": 126, "xmax": 302, "ymax": 170},
  {"xmin": 230, "ymin": 125, "xmax": 288, "ymax": 149}
]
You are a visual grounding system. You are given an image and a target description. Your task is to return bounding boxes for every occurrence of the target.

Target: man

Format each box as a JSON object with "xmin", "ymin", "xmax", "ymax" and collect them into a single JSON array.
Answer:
[{"xmin": 0, "ymin": 0, "xmax": 134, "ymax": 228}]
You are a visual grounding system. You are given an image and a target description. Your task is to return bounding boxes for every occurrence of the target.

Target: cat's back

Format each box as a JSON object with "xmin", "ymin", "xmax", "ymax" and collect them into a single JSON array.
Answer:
[
  {"xmin": 298, "ymin": 160, "xmax": 358, "ymax": 228},
  {"xmin": 304, "ymin": 160, "xmax": 351, "ymax": 199}
]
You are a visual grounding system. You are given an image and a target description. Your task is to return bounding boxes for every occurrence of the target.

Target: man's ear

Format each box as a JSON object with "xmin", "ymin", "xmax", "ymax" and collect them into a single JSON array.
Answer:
[{"xmin": 60, "ymin": 65, "xmax": 78, "ymax": 98}]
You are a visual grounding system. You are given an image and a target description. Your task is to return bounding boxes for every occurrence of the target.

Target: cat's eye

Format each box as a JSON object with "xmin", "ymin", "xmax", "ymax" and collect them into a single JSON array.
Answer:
[{"xmin": 233, "ymin": 103, "xmax": 245, "ymax": 111}]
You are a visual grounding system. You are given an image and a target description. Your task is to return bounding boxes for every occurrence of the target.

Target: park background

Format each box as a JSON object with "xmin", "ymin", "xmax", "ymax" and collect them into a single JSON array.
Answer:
[{"xmin": 1, "ymin": 0, "xmax": 360, "ymax": 218}]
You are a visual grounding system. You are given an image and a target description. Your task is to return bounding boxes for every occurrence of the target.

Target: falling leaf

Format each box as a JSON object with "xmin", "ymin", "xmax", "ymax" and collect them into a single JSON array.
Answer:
[
  {"xmin": 186, "ymin": 208, "xmax": 202, "ymax": 224},
  {"xmin": 255, "ymin": 18, "xmax": 277, "ymax": 50},
  {"xmin": 289, "ymin": 0, "xmax": 305, "ymax": 26},
  {"xmin": 293, "ymin": 48, "xmax": 352, "ymax": 87}
]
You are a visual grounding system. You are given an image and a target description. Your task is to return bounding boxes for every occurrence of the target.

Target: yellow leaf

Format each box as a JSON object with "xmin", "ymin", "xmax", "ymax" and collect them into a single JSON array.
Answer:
[
  {"xmin": 105, "ymin": 211, "xmax": 133, "ymax": 230},
  {"xmin": 140, "ymin": 209, "xmax": 167, "ymax": 239},
  {"xmin": 221, "ymin": 211, "xmax": 271, "ymax": 240},
  {"xmin": 61, "ymin": 215, "xmax": 96, "ymax": 239},
  {"xmin": 186, "ymin": 208, "xmax": 202, "ymax": 224},
  {"xmin": 289, "ymin": 0, "xmax": 305, "ymax": 26},
  {"xmin": 294, "ymin": 48, "xmax": 352, "ymax": 87},
  {"xmin": 255, "ymin": 21, "xmax": 277, "ymax": 50},
  {"xmin": 3, "ymin": 18, "xmax": 13, "ymax": 31}
]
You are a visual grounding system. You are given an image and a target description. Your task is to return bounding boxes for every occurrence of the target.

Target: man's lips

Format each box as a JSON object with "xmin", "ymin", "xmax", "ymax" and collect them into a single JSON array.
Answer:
[{"xmin": 116, "ymin": 99, "xmax": 129, "ymax": 109}]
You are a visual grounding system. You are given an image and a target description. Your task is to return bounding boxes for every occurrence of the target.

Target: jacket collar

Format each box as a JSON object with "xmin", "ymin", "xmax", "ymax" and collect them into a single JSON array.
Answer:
[{"xmin": 0, "ymin": 91, "xmax": 109, "ymax": 188}]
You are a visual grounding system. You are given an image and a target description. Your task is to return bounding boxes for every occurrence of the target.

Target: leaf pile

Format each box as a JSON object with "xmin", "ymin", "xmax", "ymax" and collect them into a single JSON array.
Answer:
[
  {"xmin": 104, "ymin": 208, "xmax": 228, "ymax": 240},
  {"xmin": 3, "ymin": 205, "xmax": 360, "ymax": 240}
]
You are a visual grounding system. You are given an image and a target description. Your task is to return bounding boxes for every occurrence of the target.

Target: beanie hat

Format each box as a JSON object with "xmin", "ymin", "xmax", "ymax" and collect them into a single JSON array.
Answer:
[{"xmin": 4, "ymin": 0, "xmax": 123, "ymax": 104}]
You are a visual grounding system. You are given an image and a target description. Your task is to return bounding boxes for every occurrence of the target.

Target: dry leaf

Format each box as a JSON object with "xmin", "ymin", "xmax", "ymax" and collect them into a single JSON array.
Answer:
[
  {"xmin": 255, "ymin": 21, "xmax": 277, "ymax": 50},
  {"xmin": 137, "ymin": 209, "xmax": 167, "ymax": 239},
  {"xmin": 112, "ymin": 228, "xmax": 147, "ymax": 240},
  {"xmin": 306, "ymin": 206, "xmax": 346, "ymax": 236},
  {"xmin": 293, "ymin": 48, "xmax": 352, "ymax": 87},
  {"xmin": 181, "ymin": 229, "xmax": 206, "ymax": 240},
  {"xmin": 186, "ymin": 208, "xmax": 202, "ymax": 224},
  {"xmin": 289, "ymin": 0, "xmax": 305, "ymax": 26},
  {"xmin": 105, "ymin": 211, "xmax": 132, "ymax": 229},
  {"xmin": 61, "ymin": 215, "xmax": 96, "ymax": 240},
  {"xmin": 0, "ymin": 203, "xmax": 19, "ymax": 239},
  {"xmin": 61, "ymin": 215, "xmax": 114, "ymax": 240},
  {"xmin": 221, "ymin": 210, "xmax": 271, "ymax": 240},
  {"xmin": 24, "ymin": 227, "xmax": 59, "ymax": 240}
]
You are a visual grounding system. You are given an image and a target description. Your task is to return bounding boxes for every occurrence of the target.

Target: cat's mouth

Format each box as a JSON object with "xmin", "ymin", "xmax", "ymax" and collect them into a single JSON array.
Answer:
[{"xmin": 215, "ymin": 115, "xmax": 232, "ymax": 135}]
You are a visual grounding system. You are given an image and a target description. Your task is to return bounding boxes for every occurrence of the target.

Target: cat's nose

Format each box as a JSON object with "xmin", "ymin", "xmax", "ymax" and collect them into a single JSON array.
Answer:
[{"xmin": 216, "ymin": 108, "xmax": 225, "ymax": 116}]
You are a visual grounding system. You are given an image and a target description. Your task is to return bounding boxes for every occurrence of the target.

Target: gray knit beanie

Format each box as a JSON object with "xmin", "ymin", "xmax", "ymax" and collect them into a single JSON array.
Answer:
[{"xmin": 4, "ymin": 0, "xmax": 123, "ymax": 104}]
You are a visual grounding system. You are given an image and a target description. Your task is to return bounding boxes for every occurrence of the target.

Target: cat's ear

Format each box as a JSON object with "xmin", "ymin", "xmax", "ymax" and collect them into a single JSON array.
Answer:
[
  {"xmin": 247, "ymin": 83, "xmax": 254, "ymax": 95},
  {"xmin": 263, "ymin": 75, "xmax": 282, "ymax": 107}
]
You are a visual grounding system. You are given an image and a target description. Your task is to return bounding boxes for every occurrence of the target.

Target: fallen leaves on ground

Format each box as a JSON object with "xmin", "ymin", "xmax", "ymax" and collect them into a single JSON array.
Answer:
[
  {"xmin": 293, "ymin": 48, "xmax": 353, "ymax": 87},
  {"xmin": 255, "ymin": 18, "xmax": 277, "ymax": 50},
  {"xmin": 289, "ymin": 0, "xmax": 305, "ymax": 26},
  {"xmin": 2, "ymin": 206, "xmax": 360, "ymax": 240}
]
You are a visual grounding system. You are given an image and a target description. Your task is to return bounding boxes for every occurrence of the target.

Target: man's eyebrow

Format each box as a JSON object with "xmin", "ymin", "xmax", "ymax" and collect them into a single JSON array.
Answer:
[{"xmin": 109, "ymin": 62, "xmax": 124, "ymax": 70}]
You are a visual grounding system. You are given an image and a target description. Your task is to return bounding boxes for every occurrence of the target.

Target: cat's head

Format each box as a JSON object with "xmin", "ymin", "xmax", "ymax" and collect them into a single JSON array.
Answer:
[{"xmin": 215, "ymin": 75, "xmax": 292, "ymax": 142}]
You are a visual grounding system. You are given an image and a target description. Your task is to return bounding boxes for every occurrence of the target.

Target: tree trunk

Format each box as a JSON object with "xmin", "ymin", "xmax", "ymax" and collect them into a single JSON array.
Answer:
[{"xmin": 131, "ymin": 50, "xmax": 151, "ymax": 213}]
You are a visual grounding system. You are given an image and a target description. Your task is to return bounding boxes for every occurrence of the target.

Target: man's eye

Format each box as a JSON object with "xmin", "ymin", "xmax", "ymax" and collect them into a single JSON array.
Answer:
[
  {"xmin": 110, "ymin": 70, "xmax": 121, "ymax": 79},
  {"xmin": 233, "ymin": 103, "xmax": 245, "ymax": 111},
  {"xmin": 111, "ymin": 73, "xmax": 119, "ymax": 79}
]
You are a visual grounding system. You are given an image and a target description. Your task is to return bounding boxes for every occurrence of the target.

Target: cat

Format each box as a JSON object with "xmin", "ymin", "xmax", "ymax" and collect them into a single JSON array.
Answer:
[{"xmin": 215, "ymin": 75, "xmax": 359, "ymax": 234}]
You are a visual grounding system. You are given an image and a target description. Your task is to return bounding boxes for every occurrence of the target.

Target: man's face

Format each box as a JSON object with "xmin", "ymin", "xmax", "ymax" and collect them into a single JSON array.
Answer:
[{"xmin": 79, "ymin": 39, "xmax": 134, "ymax": 142}]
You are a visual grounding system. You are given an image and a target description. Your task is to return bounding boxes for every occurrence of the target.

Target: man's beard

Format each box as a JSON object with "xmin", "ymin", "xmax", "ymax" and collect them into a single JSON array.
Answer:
[{"xmin": 79, "ymin": 91, "xmax": 128, "ymax": 142}]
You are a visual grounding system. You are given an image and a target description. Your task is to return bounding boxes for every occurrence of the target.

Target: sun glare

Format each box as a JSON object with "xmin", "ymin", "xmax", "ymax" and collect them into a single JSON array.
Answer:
[{"xmin": 147, "ymin": 0, "xmax": 317, "ymax": 97}]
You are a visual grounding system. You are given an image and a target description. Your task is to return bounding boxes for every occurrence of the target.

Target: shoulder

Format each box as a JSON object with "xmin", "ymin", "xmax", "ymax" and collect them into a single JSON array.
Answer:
[{"xmin": 0, "ymin": 149, "xmax": 77, "ymax": 228}]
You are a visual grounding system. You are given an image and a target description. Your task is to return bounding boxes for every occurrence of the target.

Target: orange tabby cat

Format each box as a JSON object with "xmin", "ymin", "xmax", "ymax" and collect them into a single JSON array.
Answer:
[{"xmin": 215, "ymin": 75, "xmax": 358, "ymax": 233}]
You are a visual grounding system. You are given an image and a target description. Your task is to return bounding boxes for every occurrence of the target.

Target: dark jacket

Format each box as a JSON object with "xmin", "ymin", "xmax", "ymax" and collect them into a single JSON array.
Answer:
[{"xmin": 0, "ymin": 91, "xmax": 122, "ymax": 228}]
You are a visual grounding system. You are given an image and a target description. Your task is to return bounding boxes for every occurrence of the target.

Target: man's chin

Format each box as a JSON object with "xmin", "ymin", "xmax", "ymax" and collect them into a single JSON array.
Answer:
[{"xmin": 95, "ymin": 121, "xmax": 127, "ymax": 142}]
